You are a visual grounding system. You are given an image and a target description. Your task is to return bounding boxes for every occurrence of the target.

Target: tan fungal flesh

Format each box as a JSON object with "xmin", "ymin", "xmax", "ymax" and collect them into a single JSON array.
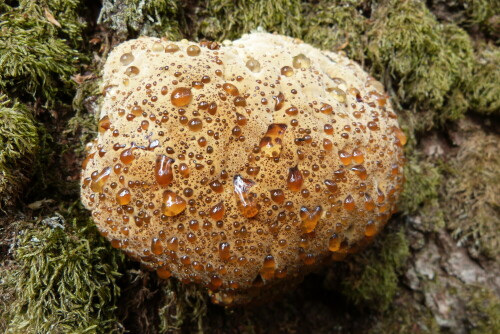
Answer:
[{"xmin": 80, "ymin": 33, "xmax": 406, "ymax": 306}]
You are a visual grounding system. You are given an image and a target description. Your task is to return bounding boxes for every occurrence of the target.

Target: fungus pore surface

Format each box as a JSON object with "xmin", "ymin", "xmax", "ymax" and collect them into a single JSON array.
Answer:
[{"xmin": 80, "ymin": 33, "xmax": 406, "ymax": 306}]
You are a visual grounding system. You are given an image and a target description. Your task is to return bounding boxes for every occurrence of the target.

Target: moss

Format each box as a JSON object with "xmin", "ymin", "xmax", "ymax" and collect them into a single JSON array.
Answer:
[
  {"xmin": 367, "ymin": 0, "xmax": 474, "ymax": 130},
  {"xmin": 443, "ymin": 119, "xmax": 499, "ymax": 258},
  {"xmin": 368, "ymin": 299, "xmax": 440, "ymax": 334},
  {"xmin": 467, "ymin": 285, "xmax": 500, "ymax": 334},
  {"xmin": 467, "ymin": 44, "xmax": 500, "ymax": 115},
  {"xmin": 3, "ymin": 206, "xmax": 123, "ymax": 333},
  {"xmin": 399, "ymin": 153, "xmax": 442, "ymax": 216},
  {"xmin": 158, "ymin": 280, "xmax": 208, "ymax": 333},
  {"xmin": 0, "ymin": 95, "xmax": 39, "ymax": 210},
  {"xmin": 98, "ymin": 0, "xmax": 184, "ymax": 41},
  {"xmin": 339, "ymin": 228, "xmax": 410, "ymax": 311},
  {"xmin": 302, "ymin": 0, "xmax": 368, "ymax": 62},
  {"xmin": 461, "ymin": 0, "xmax": 500, "ymax": 39},
  {"xmin": 196, "ymin": 0, "xmax": 303, "ymax": 41},
  {"xmin": 0, "ymin": 0, "xmax": 86, "ymax": 106}
]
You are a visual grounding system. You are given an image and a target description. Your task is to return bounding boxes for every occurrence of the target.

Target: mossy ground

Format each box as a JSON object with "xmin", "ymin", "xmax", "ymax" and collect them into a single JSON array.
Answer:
[{"xmin": 0, "ymin": 0, "xmax": 498, "ymax": 333}]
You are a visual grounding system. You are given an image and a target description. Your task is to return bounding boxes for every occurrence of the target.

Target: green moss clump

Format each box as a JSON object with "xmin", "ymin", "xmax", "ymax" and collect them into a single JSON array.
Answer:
[
  {"xmin": 196, "ymin": 0, "xmax": 303, "ymax": 41},
  {"xmin": 0, "ymin": 0, "xmax": 86, "ymax": 106},
  {"xmin": 443, "ymin": 119, "xmax": 499, "ymax": 258},
  {"xmin": 3, "ymin": 211, "xmax": 123, "ymax": 333},
  {"xmin": 98, "ymin": 0, "xmax": 183, "ymax": 41},
  {"xmin": 302, "ymin": 0, "xmax": 367, "ymax": 61},
  {"xmin": 367, "ymin": 0, "xmax": 474, "ymax": 129},
  {"xmin": 0, "ymin": 95, "xmax": 39, "ymax": 210},
  {"xmin": 339, "ymin": 229, "xmax": 410, "ymax": 311},
  {"xmin": 399, "ymin": 156, "xmax": 441, "ymax": 215},
  {"xmin": 158, "ymin": 280, "xmax": 207, "ymax": 333},
  {"xmin": 368, "ymin": 299, "xmax": 440, "ymax": 334},
  {"xmin": 467, "ymin": 286, "xmax": 500, "ymax": 334},
  {"xmin": 461, "ymin": 0, "xmax": 500, "ymax": 39},
  {"xmin": 467, "ymin": 44, "xmax": 500, "ymax": 115}
]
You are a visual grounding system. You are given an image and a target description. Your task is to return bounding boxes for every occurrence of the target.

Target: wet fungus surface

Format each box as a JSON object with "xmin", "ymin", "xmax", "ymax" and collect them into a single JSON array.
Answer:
[{"xmin": 80, "ymin": 33, "xmax": 406, "ymax": 306}]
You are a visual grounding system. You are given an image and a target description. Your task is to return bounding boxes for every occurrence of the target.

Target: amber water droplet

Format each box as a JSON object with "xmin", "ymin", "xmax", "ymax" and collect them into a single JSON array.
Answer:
[
  {"xmin": 259, "ymin": 123, "xmax": 287, "ymax": 157},
  {"xmin": 351, "ymin": 165, "xmax": 367, "ymax": 180},
  {"xmin": 392, "ymin": 126, "xmax": 407, "ymax": 146},
  {"xmin": 120, "ymin": 148, "xmax": 134, "ymax": 164},
  {"xmin": 270, "ymin": 189, "xmax": 285, "ymax": 204},
  {"xmin": 161, "ymin": 86, "xmax": 168, "ymax": 95},
  {"xmin": 82, "ymin": 152, "xmax": 95, "ymax": 170},
  {"xmin": 352, "ymin": 148, "xmax": 364, "ymax": 163},
  {"xmin": 151, "ymin": 237, "xmax": 163, "ymax": 255},
  {"xmin": 246, "ymin": 58, "xmax": 261, "ymax": 72},
  {"xmin": 300, "ymin": 206, "xmax": 323, "ymax": 233},
  {"xmin": 285, "ymin": 106, "xmax": 298, "ymax": 116},
  {"xmin": 188, "ymin": 118, "xmax": 203, "ymax": 132},
  {"xmin": 338, "ymin": 150, "xmax": 352, "ymax": 165},
  {"xmin": 222, "ymin": 83, "xmax": 239, "ymax": 96},
  {"xmin": 364, "ymin": 193, "xmax": 375, "ymax": 211},
  {"xmin": 323, "ymin": 138, "xmax": 333, "ymax": 151},
  {"xmin": 233, "ymin": 175, "xmax": 259, "ymax": 218},
  {"xmin": 365, "ymin": 220, "xmax": 377, "ymax": 237},
  {"xmin": 209, "ymin": 180, "xmax": 223, "ymax": 193},
  {"xmin": 90, "ymin": 167, "xmax": 111, "ymax": 192},
  {"xmin": 327, "ymin": 87, "xmax": 346, "ymax": 103},
  {"xmin": 235, "ymin": 112, "xmax": 247, "ymax": 125},
  {"xmin": 328, "ymin": 233, "xmax": 341, "ymax": 251},
  {"xmin": 377, "ymin": 188, "xmax": 385, "ymax": 203},
  {"xmin": 210, "ymin": 275, "xmax": 223, "ymax": 290},
  {"xmin": 324, "ymin": 180, "xmax": 337, "ymax": 192},
  {"xmin": 157, "ymin": 266, "xmax": 171, "ymax": 279},
  {"xmin": 171, "ymin": 87, "xmax": 192, "ymax": 107},
  {"xmin": 162, "ymin": 191, "xmax": 186, "ymax": 216},
  {"xmin": 120, "ymin": 52, "xmax": 134, "ymax": 66},
  {"xmin": 152, "ymin": 41, "xmax": 164, "ymax": 52},
  {"xmin": 210, "ymin": 201, "xmax": 225, "ymax": 220},
  {"xmin": 320, "ymin": 104, "xmax": 333, "ymax": 114},
  {"xmin": 131, "ymin": 105, "xmax": 143, "ymax": 116},
  {"xmin": 260, "ymin": 255, "xmax": 276, "ymax": 280},
  {"xmin": 116, "ymin": 188, "xmax": 131, "ymax": 205},
  {"xmin": 280, "ymin": 66, "xmax": 294, "ymax": 77},
  {"xmin": 292, "ymin": 54, "xmax": 311, "ymax": 69},
  {"xmin": 187, "ymin": 45, "xmax": 201, "ymax": 56},
  {"xmin": 155, "ymin": 155, "xmax": 174, "ymax": 186},
  {"xmin": 219, "ymin": 242, "xmax": 230, "ymax": 261},
  {"xmin": 125, "ymin": 66, "xmax": 140, "ymax": 77},
  {"xmin": 179, "ymin": 163, "xmax": 190, "ymax": 178},
  {"xmin": 233, "ymin": 96, "xmax": 246, "ymax": 107},
  {"xmin": 167, "ymin": 236, "xmax": 179, "ymax": 251},
  {"xmin": 287, "ymin": 165, "xmax": 303, "ymax": 192},
  {"xmin": 208, "ymin": 102, "xmax": 217, "ymax": 115},
  {"xmin": 344, "ymin": 195, "xmax": 355, "ymax": 211},
  {"xmin": 98, "ymin": 116, "xmax": 111, "ymax": 134},
  {"xmin": 165, "ymin": 44, "xmax": 179, "ymax": 53},
  {"xmin": 274, "ymin": 92, "xmax": 285, "ymax": 111}
]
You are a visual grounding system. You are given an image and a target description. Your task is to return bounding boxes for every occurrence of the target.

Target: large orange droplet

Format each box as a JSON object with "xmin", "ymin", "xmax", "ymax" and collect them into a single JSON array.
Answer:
[
  {"xmin": 209, "ymin": 201, "xmax": 225, "ymax": 220},
  {"xmin": 151, "ymin": 237, "xmax": 163, "ymax": 255},
  {"xmin": 162, "ymin": 191, "xmax": 187, "ymax": 216},
  {"xmin": 90, "ymin": 167, "xmax": 111, "ymax": 192},
  {"xmin": 299, "ymin": 206, "xmax": 323, "ymax": 233},
  {"xmin": 287, "ymin": 165, "xmax": 303, "ymax": 192},
  {"xmin": 219, "ymin": 242, "xmax": 231, "ymax": 261},
  {"xmin": 171, "ymin": 87, "xmax": 192, "ymax": 107},
  {"xmin": 155, "ymin": 155, "xmax": 174, "ymax": 186},
  {"xmin": 233, "ymin": 175, "xmax": 259, "ymax": 218},
  {"xmin": 116, "ymin": 188, "xmax": 131, "ymax": 205}
]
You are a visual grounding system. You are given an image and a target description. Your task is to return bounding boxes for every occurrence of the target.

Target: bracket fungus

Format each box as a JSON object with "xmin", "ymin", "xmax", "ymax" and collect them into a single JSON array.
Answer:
[{"xmin": 81, "ymin": 33, "xmax": 406, "ymax": 306}]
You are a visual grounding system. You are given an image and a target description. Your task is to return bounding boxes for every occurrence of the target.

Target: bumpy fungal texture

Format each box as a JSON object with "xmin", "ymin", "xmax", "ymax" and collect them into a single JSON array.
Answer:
[{"xmin": 80, "ymin": 33, "xmax": 405, "ymax": 305}]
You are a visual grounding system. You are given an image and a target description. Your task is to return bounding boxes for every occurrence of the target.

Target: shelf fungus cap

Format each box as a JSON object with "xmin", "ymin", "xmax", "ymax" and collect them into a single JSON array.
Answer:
[{"xmin": 81, "ymin": 33, "xmax": 406, "ymax": 306}]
